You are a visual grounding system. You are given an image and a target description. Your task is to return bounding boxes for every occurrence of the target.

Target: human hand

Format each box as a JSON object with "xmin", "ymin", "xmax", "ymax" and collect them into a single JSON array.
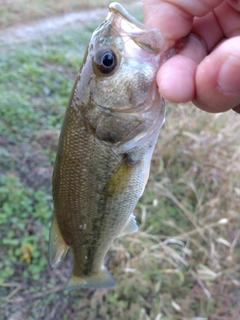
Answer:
[{"xmin": 143, "ymin": 0, "xmax": 240, "ymax": 113}]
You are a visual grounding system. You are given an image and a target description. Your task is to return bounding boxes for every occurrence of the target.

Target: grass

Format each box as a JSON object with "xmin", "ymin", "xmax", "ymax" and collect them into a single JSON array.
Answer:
[
  {"xmin": 0, "ymin": 0, "xmax": 119, "ymax": 28},
  {"xmin": 1, "ymin": 2, "xmax": 240, "ymax": 320}
]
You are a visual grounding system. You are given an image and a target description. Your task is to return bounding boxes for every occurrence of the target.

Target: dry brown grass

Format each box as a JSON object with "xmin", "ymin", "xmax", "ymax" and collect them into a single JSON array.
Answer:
[{"xmin": 114, "ymin": 103, "xmax": 240, "ymax": 318}]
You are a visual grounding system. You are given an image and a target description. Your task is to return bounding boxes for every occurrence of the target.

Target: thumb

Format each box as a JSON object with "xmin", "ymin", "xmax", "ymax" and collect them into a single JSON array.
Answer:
[{"xmin": 194, "ymin": 36, "xmax": 240, "ymax": 113}]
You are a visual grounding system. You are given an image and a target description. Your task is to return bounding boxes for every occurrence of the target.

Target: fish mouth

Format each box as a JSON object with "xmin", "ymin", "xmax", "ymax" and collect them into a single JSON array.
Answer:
[
  {"xmin": 109, "ymin": 2, "xmax": 148, "ymax": 31},
  {"xmin": 107, "ymin": 2, "xmax": 163, "ymax": 53}
]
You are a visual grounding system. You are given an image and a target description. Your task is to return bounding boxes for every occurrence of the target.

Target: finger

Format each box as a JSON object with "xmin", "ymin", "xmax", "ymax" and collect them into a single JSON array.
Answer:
[
  {"xmin": 214, "ymin": 0, "xmax": 240, "ymax": 37},
  {"xmin": 143, "ymin": 0, "xmax": 223, "ymax": 41},
  {"xmin": 162, "ymin": 0, "xmax": 223, "ymax": 16},
  {"xmin": 143, "ymin": 0, "xmax": 193, "ymax": 48},
  {"xmin": 232, "ymin": 103, "xmax": 240, "ymax": 113},
  {"xmin": 194, "ymin": 36, "xmax": 240, "ymax": 112},
  {"xmin": 157, "ymin": 34, "xmax": 207, "ymax": 102},
  {"xmin": 227, "ymin": 0, "xmax": 240, "ymax": 11},
  {"xmin": 191, "ymin": 12, "xmax": 223, "ymax": 51}
]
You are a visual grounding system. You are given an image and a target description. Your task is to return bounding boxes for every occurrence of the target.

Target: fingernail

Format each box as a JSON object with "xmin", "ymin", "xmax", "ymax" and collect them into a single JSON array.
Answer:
[{"xmin": 217, "ymin": 56, "xmax": 240, "ymax": 94}]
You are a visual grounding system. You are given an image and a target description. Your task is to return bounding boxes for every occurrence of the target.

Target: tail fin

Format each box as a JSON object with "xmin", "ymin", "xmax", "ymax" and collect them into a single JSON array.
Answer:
[{"xmin": 65, "ymin": 268, "xmax": 116, "ymax": 291}]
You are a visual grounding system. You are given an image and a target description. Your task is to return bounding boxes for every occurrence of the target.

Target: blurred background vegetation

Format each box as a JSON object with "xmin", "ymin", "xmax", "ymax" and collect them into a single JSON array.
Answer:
[{"xmin": 0, "ymin": 0, "xmax": 240, "ymax": 319}]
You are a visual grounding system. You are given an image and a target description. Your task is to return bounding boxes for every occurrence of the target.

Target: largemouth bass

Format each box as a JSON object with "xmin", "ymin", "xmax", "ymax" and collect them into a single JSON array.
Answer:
[{"xmin": 49, "ymin": 2, "xmax": 168, "ymax": 290}]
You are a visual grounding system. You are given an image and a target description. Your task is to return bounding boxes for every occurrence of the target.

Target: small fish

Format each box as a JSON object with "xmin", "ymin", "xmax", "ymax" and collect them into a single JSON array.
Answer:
[{"xmin": 49, "ymin": 2, "xmax": 168, "ymax": 290}]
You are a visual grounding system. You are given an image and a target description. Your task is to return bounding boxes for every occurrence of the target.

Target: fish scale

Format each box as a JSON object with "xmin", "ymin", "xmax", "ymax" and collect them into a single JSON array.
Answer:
[{"xmin": 49, "ymin": 2, "xmax": 168, "ymax": 290}]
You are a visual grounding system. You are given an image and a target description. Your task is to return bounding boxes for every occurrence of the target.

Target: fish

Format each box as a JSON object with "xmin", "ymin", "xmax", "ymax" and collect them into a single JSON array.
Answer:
[{"xmin": 49, "ymin": 2, "xmax": 168, "ymax": 290}]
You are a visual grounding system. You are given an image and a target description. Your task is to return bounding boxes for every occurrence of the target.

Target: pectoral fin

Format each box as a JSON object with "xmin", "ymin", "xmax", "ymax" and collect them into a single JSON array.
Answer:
[
  {"xmin": 48, "ymin": 215, "xmax": 69, "ymax": 268},
  {"xmin": 118, "ymin": 213, "xmax": 138, "ymax": 237},
  {"xmin": 103, "ymin": 157, "xmax": 136, "ymax": 198}
]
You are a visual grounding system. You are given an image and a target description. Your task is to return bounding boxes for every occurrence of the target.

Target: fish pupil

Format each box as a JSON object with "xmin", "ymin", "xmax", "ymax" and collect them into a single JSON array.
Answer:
[
  {"xmin": 95, "ymin": 49, "xmax": 117, "ymax": 74},
  {"xmin": 102, "ymin": 53, "xmax": 114, "ymax": 67}
]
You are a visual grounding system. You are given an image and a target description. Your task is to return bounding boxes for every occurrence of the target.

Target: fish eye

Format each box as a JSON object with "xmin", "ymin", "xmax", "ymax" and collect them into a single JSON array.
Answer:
[{"xmin": 94, "ymin": 49, "xmax": 117, "ymax": 75}]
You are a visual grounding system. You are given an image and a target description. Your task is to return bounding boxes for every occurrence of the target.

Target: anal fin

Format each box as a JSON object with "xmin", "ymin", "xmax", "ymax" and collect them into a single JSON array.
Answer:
[
  {"xmin": 118, "ymin": 213, "xmax": 138, "ymax": 237},
  {"xmin": 48, "ymin": 215, "xmax": 69, "ymax": 268}
]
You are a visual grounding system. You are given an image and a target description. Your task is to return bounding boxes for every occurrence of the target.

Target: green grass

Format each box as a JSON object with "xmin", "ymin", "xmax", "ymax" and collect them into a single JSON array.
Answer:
[
  {"xmin": 0, "ymin": 0, "xmax": 116, "ymax": 28},
  {"xmin": 1, "ymin": 3, "xmax": 240, "ymax": 320},
  {"xmin": 0, "ymin": 24, "xmax": 93, "ymax": 318}
]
